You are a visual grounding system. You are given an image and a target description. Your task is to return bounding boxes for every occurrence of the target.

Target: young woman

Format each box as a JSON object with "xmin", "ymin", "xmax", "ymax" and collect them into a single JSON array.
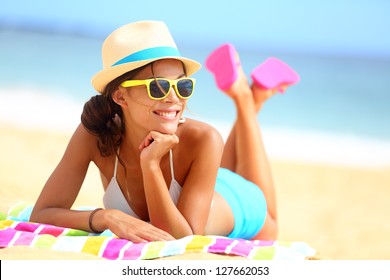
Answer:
[{"xmin": 30, "ymin": 20, "xmax": 278, "ymax": 243}]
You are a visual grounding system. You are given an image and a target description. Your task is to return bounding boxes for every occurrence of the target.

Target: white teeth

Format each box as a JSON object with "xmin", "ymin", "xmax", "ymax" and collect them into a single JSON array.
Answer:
[{"xmin": 157, "ymin": 111, "xmax": 176, "ymax": 117}]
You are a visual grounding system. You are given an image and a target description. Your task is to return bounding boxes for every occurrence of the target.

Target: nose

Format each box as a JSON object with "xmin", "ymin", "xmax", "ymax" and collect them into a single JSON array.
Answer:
[{"xmin": 163, "ymin": 86, "xmax": 180, "ymax": 103}]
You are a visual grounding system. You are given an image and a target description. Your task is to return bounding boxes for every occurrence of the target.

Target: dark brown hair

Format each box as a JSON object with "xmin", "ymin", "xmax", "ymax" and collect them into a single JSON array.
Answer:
[
  {"xmin": 81, "ymin": 66, "xmax": 147, "ymax": 156},
  {"xmin": 81, "ymin": 60, "xmax": 186, "ymax": 157}
]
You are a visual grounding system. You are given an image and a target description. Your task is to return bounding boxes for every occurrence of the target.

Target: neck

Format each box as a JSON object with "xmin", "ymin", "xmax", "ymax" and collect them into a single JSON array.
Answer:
[{"xmin": 120, "ymin": 129, "xmax": 144, "ymax": 162}]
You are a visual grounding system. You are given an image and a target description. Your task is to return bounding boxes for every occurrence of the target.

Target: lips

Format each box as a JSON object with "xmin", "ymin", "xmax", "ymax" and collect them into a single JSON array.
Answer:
[{"xmin": 153, "ymin": 110, "xmax": 180, "ymax": 119}]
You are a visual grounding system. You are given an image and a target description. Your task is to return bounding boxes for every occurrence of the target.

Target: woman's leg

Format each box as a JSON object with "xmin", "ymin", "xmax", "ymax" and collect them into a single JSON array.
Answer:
[
  {"xmin": 221, "ymin": 86, "xmax": 278, "ymax": 170},
  {"xmin": 220, "ymin": 64, "xmax": 278, "ymax": 240},
  {"xmin": 220, "ymin": 125, "xmax": 237, "ymax": 171}
]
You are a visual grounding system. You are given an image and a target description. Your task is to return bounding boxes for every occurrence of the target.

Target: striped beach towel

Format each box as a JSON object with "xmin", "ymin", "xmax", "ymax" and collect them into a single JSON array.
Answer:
[{"xmin": 0, "ymin": 202, "xmax": 316, "ymax": 260}]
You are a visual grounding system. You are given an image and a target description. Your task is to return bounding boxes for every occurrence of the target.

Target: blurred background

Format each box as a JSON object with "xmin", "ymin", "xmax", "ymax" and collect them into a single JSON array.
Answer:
[
  {"xmin": 1, "ymin": 0, "xmax": 390, "ymax": 260},
  {"xmin": 1, "ymin": 0, "xmax": 389, "ymax": 167}
]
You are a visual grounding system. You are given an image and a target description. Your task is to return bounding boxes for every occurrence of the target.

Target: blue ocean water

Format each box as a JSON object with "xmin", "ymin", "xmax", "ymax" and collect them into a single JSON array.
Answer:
[
  {"xmin": 1, "ymin": 29, "xmax": 390, "ymax": 167},
  {"xmin": 1, "ymin": 29, "xmax": 389, "ymax": 140}
]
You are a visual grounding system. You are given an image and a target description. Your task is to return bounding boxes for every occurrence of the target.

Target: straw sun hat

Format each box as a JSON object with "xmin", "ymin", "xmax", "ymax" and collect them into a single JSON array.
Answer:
[{"xmin": 91, "ymin": 20, "xmax": 201, "ymax": 93}]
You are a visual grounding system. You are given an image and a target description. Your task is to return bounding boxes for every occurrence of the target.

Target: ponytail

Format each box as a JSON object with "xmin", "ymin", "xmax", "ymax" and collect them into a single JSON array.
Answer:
[
  {"xmin": 81, "ymin": 94, "xmax": 123, "ymax": 156},
  {"xmin": 81, "ymin": 63, "xmax": 151, "ymax": 156}
]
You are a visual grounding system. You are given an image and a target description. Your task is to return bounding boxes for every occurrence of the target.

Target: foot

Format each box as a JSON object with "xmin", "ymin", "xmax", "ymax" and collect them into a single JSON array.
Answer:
[
  {"xmin": 251, "ymin": 83, "xmax": 287, "ymax": 112},
  {"xmin": 223, "ymin": 52, "xmax": 252, "ymax": 100},
  {"xmin": 250, "ymin": 57, "xmax": 299, "ymax": 112}
]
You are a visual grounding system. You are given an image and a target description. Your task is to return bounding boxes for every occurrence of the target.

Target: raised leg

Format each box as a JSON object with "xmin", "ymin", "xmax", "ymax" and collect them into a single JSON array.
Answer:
[
  {"xmin": 220, "ymin": 64, "xmax": 278, "ymax": 240},
  {"xmin": 221, "ymin": 85, "xmax": 279, "ymax": 169}
]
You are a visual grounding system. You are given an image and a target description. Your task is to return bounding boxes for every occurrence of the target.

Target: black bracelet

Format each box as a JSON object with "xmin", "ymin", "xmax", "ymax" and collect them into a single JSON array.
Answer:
[{"xmin": 88, "ymin": 208, "xmax": 104, "ymax": 234}]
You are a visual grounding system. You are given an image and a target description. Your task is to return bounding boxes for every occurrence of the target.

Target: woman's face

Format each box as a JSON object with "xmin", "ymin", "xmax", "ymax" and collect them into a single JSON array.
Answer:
[{"xmin": 120, "ymin": 59, "xmax": 188, "ymax": 135}]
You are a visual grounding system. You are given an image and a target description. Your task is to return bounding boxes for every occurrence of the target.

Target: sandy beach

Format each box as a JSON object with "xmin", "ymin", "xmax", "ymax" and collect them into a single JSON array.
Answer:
[{"xmin": 1, "ymin": 122, "xmax": 390, "ymax": 260}]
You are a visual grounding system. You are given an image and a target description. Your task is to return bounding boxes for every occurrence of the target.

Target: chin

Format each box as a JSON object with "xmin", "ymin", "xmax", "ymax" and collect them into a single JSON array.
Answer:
[{"xmin": 154, "ymin": 123, "xmax": 179, "ymax": 135}]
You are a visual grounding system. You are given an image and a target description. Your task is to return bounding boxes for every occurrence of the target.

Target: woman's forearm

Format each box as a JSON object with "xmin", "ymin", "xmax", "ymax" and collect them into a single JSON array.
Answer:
[
  {"xmin": 30, "ymin": 207, "xmax": 97, "ymax": 232},
  {"xmin": 141, "ymin": 162, "xmax": 193, "ymax": 238}
]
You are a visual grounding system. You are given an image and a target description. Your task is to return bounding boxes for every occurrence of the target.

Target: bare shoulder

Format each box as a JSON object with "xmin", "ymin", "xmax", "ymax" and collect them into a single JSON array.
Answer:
[
  {"xmin": 177, "ymin": 118, "xmax": 224, "ymax": 150},
  {"xmin": 175, "ymin": 118, "xmax": 224, "ymax": 183},
  {"xmin": 70, "ymin": 123, "xmax": 97, "ymax": 147},
  {"xmin": 180, "ymin": 118, "xmax": 222, "ymax": 139},
  {"xmin": 66, "ymin": 123, "xmax": 101, "ymax": 161}
]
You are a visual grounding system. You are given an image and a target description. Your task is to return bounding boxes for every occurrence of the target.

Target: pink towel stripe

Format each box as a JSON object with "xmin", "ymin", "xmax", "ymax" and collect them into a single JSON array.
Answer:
[
  {"xmin": 14, "ymin": 222, "xmax": 40, "ymax": 232},
  {"xmin": 13, "ymin": 231, "xmax": 36, "ymax": 246},
  {"xmin": 0, "ymin": 228, "xmax": 17, "ymax": 247},
  {"xmin": 0, "ymin": 217, "xmax": 316, "ymax": 260},
  {"xmin": 122, "ymin": 242, "xmax": 147, "ymax": 260},
  {"xmin": 102, "ymin": 238, "xmax": 130, "ymax": 260},
  {"xmin": 207, "ymin": 237, "xmax": 235, "ymax": 253},
  {"xmin": 229, "ymin": 241, "xmax": 254, "ymax": 257},
  {"xmin": 37, "ymin": 225, "xmax": 67, "ymax": 237}
]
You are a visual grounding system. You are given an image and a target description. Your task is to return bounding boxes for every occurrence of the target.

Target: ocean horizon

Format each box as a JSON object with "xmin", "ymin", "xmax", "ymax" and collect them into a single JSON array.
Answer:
[{"xmin": 1, "ymin": 29, "xmax": 390, "ymax": 168}]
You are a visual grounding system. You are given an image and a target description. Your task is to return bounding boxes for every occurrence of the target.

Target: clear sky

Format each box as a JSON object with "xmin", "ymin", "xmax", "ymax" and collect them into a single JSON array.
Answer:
[{"xmin": 1, "ymin": 0, "xmax": 389, "ymax": 58}]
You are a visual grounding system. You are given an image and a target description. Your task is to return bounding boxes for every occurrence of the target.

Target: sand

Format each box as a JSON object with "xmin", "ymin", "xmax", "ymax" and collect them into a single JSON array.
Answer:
[{"xmin": 1, "ymin": 122, "xmax": 389, "ymax": 260}]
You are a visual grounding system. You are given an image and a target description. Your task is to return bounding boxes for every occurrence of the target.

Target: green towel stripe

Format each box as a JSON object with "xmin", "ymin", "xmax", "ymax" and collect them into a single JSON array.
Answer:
[
  {"xmin": 251, "ymin": 246, "xmax": 276, "ymax": 260},
  {"xmin": 0, "ymin": 212, "xmax": 7, "ymax": 221},
  {"xmin": 142, "ymin": 241, "xmax": 166, "ymax": 259},
  {"xmin": 34, "ymin": 234, "xmax": 57, "ymax": 249},
  {"xmin": 65, "ymin": 229, "xmax": 90, "ymax": 236},
  {"xmin": 8, "ymin": 202, "xmax": 31, "ymax": 217}
]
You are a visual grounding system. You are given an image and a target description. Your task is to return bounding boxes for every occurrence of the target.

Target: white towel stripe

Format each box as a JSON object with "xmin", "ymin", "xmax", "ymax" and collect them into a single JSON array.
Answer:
[
  {"xmin": 225, "ymin": 239, "xmax": 239, "ymax": 255},
  {"xmin": 8, "ymin": 231, "xmax": 22, "ymax": 246},
  {"xmin": 117, "ymin": 241, "xmax": 133, "ymax": 260},
  {"xmin": 97, "ymin": 237, "xmax": 111, "ymax": 257},
  {"xmin": 33, "ymin": 224, "xmax": 45, "ymax": 235}
]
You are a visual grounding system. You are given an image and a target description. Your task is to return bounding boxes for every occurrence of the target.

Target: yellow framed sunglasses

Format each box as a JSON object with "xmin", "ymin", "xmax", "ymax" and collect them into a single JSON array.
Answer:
[{"xmin": 120, "ymin": 77, "xmax": 196, "ymax": 100}]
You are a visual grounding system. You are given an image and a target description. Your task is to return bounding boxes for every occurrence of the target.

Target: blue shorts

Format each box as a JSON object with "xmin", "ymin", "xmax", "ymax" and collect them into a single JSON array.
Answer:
[{"xmin": 215, "ymin": 168, "xmax": 267, "ymax": 239}]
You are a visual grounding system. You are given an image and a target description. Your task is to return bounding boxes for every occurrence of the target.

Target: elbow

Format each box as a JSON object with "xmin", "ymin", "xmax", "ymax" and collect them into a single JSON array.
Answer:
[
  {"xmin": 172, "ymin": 227, "xmax": 195, "ymax": 239},
  {"xmin": 29, "ymin": 205, "xmax": 49, "ymax": 224},
  {"xmin": 171, "ymin": 222, "xmax": 198, "ymax": 239},
  {"xmin": 29, "ymin": 207, "xmax": 41, "ymax": 223}
]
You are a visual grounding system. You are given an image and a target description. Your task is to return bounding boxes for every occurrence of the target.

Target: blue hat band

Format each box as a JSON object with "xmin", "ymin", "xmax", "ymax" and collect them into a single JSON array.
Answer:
[{"xmin": 112, "ymin": 46, "xmax": 181, "ymax": 66}]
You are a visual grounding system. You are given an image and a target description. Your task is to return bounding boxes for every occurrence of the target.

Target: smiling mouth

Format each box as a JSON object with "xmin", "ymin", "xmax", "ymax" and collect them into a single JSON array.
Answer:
[{"xmin": 153, "ymin": 110, "xmax": 180, "ymax": 119}]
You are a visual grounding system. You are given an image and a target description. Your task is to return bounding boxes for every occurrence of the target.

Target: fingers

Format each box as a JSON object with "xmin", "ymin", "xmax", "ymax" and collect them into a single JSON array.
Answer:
[
  {"xmin": 139, "ymin": 132, "xmax": 155, "ymax": 150},
  {"xmin": 107, "ymin": 209, "xmax": 173, "ymax": 243},
  {"xmin": 126, "ymin": 234, "xmax": 148, "ymax": 243},
  {"xmin": 123, "ymin": 222, "xmax": 175, "ymax": 243},
  {"xmin": 139, "ymin": 227, "xmax": 175, "ymax": 242},
  {"xmin": 139, "ymin": 131, "xmax": 179, "ymax": 151}
]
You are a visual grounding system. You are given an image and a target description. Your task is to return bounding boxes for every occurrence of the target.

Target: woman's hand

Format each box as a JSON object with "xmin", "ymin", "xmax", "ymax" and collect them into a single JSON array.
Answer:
[
  {"xmin": 138, "ymin": 131, "xmax": 179, "ymax": 165},
  {"xmin": 101, "ymin": 209, "xmax": 174, "ymax": 243}
]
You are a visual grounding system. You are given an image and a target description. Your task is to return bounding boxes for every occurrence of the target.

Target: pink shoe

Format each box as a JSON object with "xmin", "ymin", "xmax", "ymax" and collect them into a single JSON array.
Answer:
[
  {"xmin": 205, "ymin": 43, "xmax": 239, "ymax": 91},
  {"xmin": 251, "ymin": 57, "xmax": 300, "ymax": 93}
]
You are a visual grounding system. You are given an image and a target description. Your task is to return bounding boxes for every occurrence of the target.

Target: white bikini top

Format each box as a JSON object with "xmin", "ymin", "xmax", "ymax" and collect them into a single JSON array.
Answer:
[{"xmin": 103, "ymin": 150, "xmax": 182, "ymax": 219}]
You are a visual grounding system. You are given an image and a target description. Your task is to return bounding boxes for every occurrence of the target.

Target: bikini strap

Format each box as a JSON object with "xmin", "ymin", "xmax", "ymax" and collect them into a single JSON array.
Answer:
[
  {"xmin": 169, "ymin": 149, "xmax": 175, "ymax": 181},
  {"xmin": 113, "ymin": 149, "xmax": 120, "ymax": 178}
]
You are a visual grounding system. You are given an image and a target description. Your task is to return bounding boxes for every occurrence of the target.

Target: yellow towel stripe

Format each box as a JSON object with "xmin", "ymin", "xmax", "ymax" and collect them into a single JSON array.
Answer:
[{"xmin": 81, "ymin": 236, "xmax": 107, "ymax": 256}]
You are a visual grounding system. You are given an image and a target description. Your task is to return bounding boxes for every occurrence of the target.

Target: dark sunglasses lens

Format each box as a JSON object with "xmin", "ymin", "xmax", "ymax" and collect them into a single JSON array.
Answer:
[
  {"xmin": 177, "ymin": 79, "xmax": 194, "ymax": 97},
  {"xmin": 150, "ymin": 80, "xmax": 170, "ymax": 99}
]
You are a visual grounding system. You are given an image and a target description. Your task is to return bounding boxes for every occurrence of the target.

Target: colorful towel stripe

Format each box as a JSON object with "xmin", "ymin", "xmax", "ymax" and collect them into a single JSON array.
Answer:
[{"xmin": 0, "ymin": 203, "xmax": 316, "ymax": 260}]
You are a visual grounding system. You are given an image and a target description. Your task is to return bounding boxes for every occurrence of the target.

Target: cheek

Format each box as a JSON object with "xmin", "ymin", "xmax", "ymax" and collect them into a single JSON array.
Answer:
[
  {"xmin": 126, "ymin": 90, "xmax": 156, "ymax": 109},
  {"xmin": 127, "ymin": 104, "xmax": 153, "ymax": 122},
  {"xmin": 127, "ymin": 88, "xmax": 151, "ymax": 103},
  {"xmin": 126, "ymin": 101, "xmax": 158, "ymax": 125}
]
